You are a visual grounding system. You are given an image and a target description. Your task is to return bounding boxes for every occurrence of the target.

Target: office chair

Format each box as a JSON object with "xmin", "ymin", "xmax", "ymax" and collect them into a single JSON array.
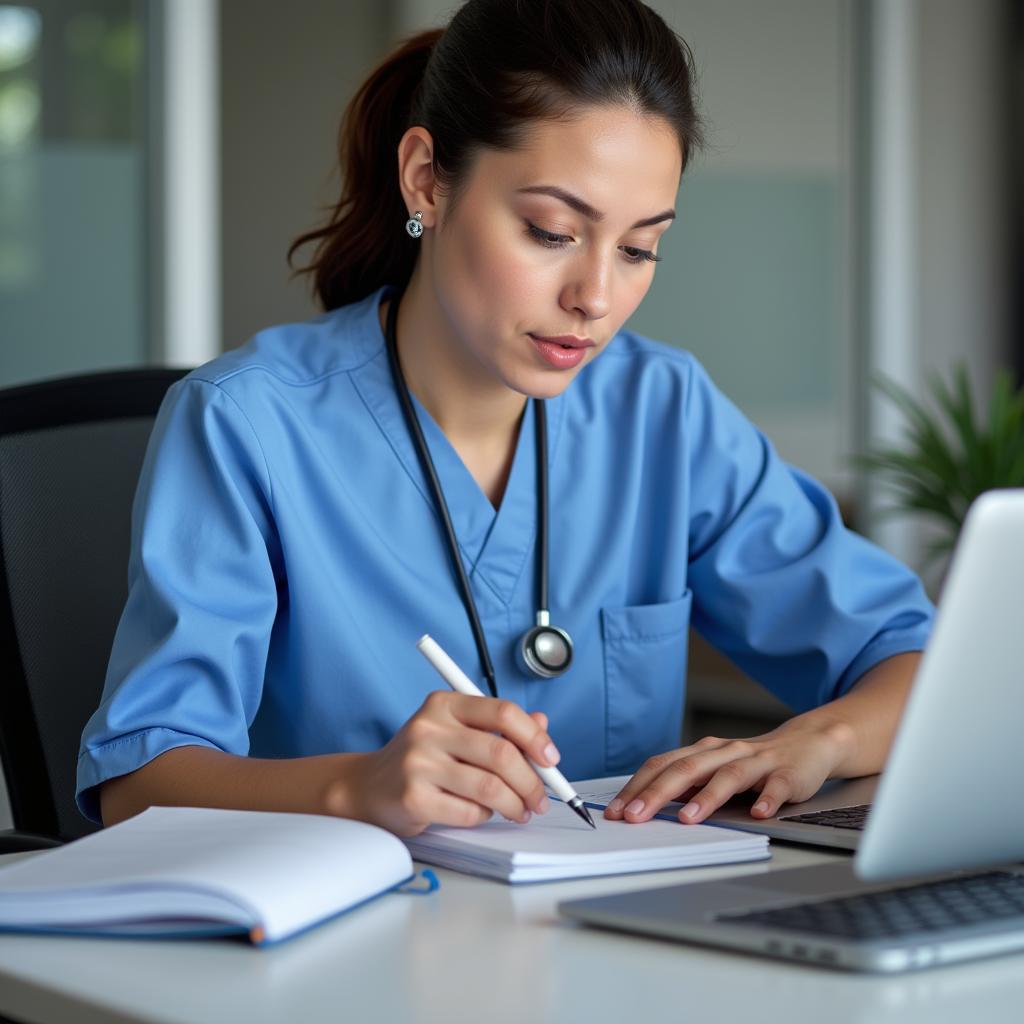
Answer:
[{"xmin": 0, "ymin": 367, "xmax": 189, "ymax": 850}]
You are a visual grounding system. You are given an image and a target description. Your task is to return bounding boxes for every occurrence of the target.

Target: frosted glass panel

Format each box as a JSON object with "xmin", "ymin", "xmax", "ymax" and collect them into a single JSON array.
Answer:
[
  {"xmin": 0, "ymin": 145, "xmax": 143, "ymax": 383},
  {"xmin": 0, "ymin": 1, "xmax": 146, "ymax": 388},
  {"xmin": 628, "ymin": 171, "xmax": 838, "ymax": 411}
]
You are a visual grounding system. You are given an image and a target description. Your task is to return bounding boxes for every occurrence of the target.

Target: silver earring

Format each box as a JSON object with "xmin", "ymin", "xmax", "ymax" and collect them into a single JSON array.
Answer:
[{"xmin": 405, "ymin": 211, "xmax": 424, "ymax": 238}]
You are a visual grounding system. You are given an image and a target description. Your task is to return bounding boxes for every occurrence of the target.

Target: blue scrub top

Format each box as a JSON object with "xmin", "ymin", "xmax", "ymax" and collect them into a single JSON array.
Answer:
[{"xmin": 76, "ymin": 285, "xmax": 934, "ymax": 823}]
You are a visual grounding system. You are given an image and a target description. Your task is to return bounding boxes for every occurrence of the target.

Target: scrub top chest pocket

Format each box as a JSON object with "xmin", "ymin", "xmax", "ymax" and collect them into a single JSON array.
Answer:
[{"xmin": 601, "ymin": 590, "xmax": 693, "ymax": 775}]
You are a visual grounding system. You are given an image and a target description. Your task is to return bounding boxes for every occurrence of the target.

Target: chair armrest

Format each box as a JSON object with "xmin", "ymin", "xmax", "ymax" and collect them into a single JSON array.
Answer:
[{"xmin": 0, "ymin": 829, "xmax": 64, "ymax": 852}]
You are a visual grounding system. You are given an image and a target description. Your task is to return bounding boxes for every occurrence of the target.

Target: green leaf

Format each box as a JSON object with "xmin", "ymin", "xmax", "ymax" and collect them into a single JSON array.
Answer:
[{"xmin": 859, "ymin": 364, "xmax": 1024, "ymax": 535}]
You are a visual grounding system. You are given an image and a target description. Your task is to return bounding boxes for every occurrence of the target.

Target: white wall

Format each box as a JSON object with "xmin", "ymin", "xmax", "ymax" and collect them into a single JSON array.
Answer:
[
  {"xmin": 158, "ymin": 0, "xmax": 221, "ymax": 367},
  {"xmin": 657, "ymin": 0, "xmax": 844, "ymax": 174},
  {"xmin": 0, "ymin": 766, "xmax": 10, "ymax": 831},
  {"xmin": 866, "ymin": 0, "xmax": 1010, "ymax": 568},
  {"xmin": 916, "ymin": 0, "xmax": 1009, "ymax": 396},
  {"xmin": 219, "ymin": 0, "xmax": 390, "ymax": 348},
  {"xmin": 394, "ymin": 0, "xmax": 456, "ymax": 32}
]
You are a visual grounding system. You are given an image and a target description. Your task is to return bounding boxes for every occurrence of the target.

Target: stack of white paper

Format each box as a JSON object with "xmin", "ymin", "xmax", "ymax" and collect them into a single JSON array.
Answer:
[{"xmin": 404, "ymin": 800, "xmax": 769, "ymax": 883}]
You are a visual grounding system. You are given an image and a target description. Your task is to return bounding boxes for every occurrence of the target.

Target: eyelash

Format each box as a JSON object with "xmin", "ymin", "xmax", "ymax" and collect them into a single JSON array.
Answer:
[{"xmin": 525, "ymin": 222, "xmax": 662, "ymax": 264}]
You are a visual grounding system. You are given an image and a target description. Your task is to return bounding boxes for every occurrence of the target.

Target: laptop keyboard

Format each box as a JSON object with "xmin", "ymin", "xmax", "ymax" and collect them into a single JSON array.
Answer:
[
  {"xmin": 780, "ymin": 804, "xmax": 870, "ymax": 830},
  {"xmin": 716, "ymin": 871, "xmax": 1024, "ymax": 940}
]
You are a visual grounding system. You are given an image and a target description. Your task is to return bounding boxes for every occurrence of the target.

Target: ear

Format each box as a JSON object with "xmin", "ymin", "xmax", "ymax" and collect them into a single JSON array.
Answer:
[{"xmin": 397, "ymin": 127, "xmax": 438, "ymax": 229}]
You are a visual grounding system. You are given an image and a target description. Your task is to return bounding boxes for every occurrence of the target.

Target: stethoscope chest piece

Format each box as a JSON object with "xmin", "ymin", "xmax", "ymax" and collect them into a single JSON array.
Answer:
[{"xmin": 517, "ymin": 612, "xmax": 574, "ymax": 679}]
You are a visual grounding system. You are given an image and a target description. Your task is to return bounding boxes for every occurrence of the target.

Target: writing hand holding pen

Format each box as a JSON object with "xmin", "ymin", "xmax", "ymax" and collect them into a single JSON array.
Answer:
[
  {"xmin": 327, "ymin": 647, "xmax": 567, "ymax": 837},
  {"xmin": 417, "ymin": 634, "xmax": 596, "ymax": 829}
]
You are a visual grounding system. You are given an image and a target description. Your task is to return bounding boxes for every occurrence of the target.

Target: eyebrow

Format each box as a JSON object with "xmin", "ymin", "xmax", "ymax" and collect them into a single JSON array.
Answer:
[{"xmin": 516, "ymin": 185, "xmax": 676, "ymax": 229}]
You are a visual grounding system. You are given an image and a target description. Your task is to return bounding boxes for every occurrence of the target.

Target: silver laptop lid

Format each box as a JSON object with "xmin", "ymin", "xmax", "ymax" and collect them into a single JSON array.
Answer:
[{"xmin": 856, "ymin": 489, "xmax": 1024, "ymax": 881}]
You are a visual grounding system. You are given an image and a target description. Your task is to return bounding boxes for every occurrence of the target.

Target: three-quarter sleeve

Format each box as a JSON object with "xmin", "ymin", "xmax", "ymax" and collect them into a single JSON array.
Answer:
[
  {"xmin": 76, "ymin": 377, "xmax": 281, "ymax": 822},
  {"xmin": 683, "ymin": 359, "xmax": 933, "ymax": 712}
]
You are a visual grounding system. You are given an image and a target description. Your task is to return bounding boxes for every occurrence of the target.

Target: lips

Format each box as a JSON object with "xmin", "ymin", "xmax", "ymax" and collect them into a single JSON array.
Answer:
[
  {"xmin": 529, "ymin": 333, "xmax": 594, "ymax": 370},
  {"xmin": 529, "ymin": 333, "xmax": 595, "ymax": 349}
]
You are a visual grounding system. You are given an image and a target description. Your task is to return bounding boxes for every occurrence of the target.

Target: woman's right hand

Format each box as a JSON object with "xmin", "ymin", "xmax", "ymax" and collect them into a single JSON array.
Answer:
[{"xmin": 324, "ymin": 691, "xmax": 558, "ymax": 837}]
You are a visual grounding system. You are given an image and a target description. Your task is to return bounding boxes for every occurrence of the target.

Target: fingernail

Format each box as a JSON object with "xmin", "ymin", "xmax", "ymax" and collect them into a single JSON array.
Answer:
[
  {"xmin": 537, "ymin": 796, "xmax": 550, "ymax": 814},
  {"xmin": 625, "ymin": 799, "xmax": 645, "ymax": 817},
  {"xmin": 543, "ymin": 742, "xmax": 560, "ymax": 765},
  {"xmin": 519, "ymin": 811, "xmax": 532, "ymax": 824},
  {"xmin": 680, "ymin": 801, "xmax": 700, "ymax": 820},
  {"xmin": 607, "ymin": 798, "xmax": 623, "ymax": 814},
  {"xmin": 753, "ymin": 800, "xmax": 770, "ymax": 815}
]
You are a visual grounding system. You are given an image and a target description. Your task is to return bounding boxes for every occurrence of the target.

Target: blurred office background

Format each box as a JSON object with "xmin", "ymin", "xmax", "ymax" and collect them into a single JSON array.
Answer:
[{"xmin": 0, "ymin": 0, "xmax": 1020, "ymax": 824}]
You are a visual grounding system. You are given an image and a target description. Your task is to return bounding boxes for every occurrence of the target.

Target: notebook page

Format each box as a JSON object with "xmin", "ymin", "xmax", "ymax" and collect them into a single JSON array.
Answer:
[
  {"xmin": 573, "ymin": 775, "xmax": 688, "ymax": 819},
  {"xmin": 406, "ymin": 799, "xmax": 766, "ymax": 869}
]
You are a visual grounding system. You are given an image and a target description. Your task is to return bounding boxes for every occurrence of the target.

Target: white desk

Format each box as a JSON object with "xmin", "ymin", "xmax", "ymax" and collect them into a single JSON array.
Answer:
[{"xmin": 1, "ymin": 844, "xmax": 1023, "ymax": 1024}]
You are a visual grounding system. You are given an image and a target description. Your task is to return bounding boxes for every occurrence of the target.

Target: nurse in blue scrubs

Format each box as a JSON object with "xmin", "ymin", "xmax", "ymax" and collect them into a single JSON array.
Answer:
[{"xmin": 80, "ymin": 0, "xmax": 933, "ymax": 837}]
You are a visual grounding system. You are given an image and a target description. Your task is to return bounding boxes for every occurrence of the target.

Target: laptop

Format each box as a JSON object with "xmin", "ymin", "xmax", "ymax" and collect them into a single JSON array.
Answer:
[{"xmin": 560, "ymin": 489, "xmax": 1024, "ymax": 972}]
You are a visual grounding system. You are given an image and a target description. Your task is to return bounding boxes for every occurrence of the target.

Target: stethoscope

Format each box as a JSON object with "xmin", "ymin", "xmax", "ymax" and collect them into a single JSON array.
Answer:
[{"xmin": 384, "ymin": 293, "xmax": 574, "ymax": 697}]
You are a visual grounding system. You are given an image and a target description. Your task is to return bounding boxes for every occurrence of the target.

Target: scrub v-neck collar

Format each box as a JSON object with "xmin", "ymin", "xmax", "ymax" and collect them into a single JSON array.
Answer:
[{"xmin": 350, "ymin": 288, "xmax": 566, "ymax": 608}]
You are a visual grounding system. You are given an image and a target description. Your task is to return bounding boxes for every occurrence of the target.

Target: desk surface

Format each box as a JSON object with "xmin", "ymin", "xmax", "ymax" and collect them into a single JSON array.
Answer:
[{"xmin": 1, "ymin": 844, "xmax": 1023, "ymax": 1024}]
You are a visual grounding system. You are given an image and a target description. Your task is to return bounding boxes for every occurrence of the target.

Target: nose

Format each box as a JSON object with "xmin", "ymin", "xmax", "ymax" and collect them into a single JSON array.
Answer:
[{"xmin": 559, "ymin": 251, "xmax": 612, "ymax": 323}]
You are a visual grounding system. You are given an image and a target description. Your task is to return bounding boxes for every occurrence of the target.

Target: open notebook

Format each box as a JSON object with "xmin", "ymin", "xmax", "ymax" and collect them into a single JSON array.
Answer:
[
  {"xmin": 404, "ymin": 798, "xmax": 769, "ymax": 883},
  {"xmin": 0, "ymin": 806, "xmax": 414, "ymax": 945}
]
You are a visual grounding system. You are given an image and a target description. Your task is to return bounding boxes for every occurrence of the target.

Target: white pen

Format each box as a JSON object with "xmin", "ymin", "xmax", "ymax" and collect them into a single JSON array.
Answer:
[{"xmin": 416, "ymin": 634, "xmax": 596, "ymax": 829}]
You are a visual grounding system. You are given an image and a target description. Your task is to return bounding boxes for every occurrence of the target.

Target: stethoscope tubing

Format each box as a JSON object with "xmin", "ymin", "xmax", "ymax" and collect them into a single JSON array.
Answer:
[
  {"xmin": 383, "ymin": 291, "xmax": 570, "ymax": 695},
  {"xmin": 384, "ymin": 294, "xmax": 501, "ymax": 696}
]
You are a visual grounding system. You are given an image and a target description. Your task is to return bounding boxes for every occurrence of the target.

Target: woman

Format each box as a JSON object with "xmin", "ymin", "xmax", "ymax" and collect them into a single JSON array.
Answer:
[{"xmin": 80, "ymin": 0, "xmax": 933, "ymax": 837}]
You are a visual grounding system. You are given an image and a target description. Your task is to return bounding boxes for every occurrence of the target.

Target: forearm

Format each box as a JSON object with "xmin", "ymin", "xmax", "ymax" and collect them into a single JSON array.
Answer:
[
  {"xmin": 99, "ymin": 745, "xmax": 367, "ymax": 827},
  {"xmin": 796, "ymin": 651, "xmax": 922, "ymax": 779}
]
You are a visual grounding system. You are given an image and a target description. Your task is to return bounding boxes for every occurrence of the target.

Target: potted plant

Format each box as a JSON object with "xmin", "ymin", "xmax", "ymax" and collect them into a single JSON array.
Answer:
[{"xmin": 859, "ymin": 364, "xmax": 1024, "ymax": 568}]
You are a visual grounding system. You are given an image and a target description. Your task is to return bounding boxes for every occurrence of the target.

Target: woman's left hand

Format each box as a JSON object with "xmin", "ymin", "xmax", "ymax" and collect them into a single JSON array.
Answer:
[
  {"xmin": 603, "ymin": 713, "xmax": 856, "ymax": 825},
  {"xmin": 605, "ymin": 652, "xmax": 921, "ymax": 825}
]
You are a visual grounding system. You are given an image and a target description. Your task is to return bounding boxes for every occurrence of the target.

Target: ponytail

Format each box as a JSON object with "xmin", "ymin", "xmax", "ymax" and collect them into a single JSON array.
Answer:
[{"xmin": 288, "ymin": 29, "xmax": 442, "ymax": 311}]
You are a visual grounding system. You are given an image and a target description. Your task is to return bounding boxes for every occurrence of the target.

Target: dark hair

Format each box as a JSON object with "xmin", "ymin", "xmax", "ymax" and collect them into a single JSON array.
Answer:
[{"xmin": 288, "ymin": 0, "xmax": 704, "ymax": 311}]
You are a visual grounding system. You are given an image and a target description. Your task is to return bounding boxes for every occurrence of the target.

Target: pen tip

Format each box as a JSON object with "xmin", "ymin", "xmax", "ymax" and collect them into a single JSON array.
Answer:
[{"xmin": 571, "ymin": 801, "xmax": 597, "ymax": 830}]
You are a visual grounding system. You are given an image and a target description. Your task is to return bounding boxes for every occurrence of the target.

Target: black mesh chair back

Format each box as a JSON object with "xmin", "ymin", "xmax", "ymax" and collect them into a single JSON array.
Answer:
[{"xmin": 0, "ymin": 368, "xmax": 188, "ymax": 847}]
